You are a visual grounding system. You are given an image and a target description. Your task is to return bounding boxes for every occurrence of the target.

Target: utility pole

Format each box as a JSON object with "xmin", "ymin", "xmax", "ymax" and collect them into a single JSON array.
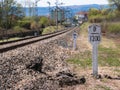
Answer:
[
  {"xmin": 58, "ymin": 2, "xmax": 64, "ymax": 25},
  {"xmin": 34, "ymin": 0, "xmax": 41, "ymax": 35},
  {"xmin": 55, "ymin": 0, "xmax": 58, "ymax": 31},
  {"xmin": 35, "ymin": 0, "xmax": 41, "ymax": 16},
  {"xmin": 47, "ymin": 1, "xmax": 51, "ymax": 26},
  {"xmin": 47, "ymin": 1, "xmax": 51, "ymax": 16},
  {"xmin": 25, "ymin": 0, "xmax": 33, "ymax": 17},
  {"xmin": 55, "ymin": 0, "xmax": 64, "ymax": 30}
]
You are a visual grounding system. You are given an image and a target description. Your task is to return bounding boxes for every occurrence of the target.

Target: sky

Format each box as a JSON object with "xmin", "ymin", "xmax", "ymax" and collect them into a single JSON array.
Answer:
[{"xmin": 16, "ymin": 0, "xmax": 109, "ymax": 7}]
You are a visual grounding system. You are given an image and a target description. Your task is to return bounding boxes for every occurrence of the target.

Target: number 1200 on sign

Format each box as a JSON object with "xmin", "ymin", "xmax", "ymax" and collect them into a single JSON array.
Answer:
[{"xmin": 90, "ymin": 36, "xmax": 100, "ymax": 42}]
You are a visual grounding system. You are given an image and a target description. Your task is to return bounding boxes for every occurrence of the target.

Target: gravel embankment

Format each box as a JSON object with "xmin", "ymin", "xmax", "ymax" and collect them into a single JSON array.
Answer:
[{"xmin": 0, "ymin": 27, "xmax": 85, "ymax": 90}]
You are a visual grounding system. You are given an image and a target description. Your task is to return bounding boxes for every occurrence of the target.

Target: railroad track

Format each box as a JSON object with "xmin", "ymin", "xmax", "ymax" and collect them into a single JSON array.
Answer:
[{"xmin": 0, "ymin": 27, "xmax": 78, "ymax": 53}]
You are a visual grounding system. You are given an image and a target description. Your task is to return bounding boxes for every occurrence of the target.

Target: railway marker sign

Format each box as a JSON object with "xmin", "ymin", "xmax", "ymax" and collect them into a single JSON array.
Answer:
[
  {"xmin": 73, "ymin": 31, "xmax": 77, "ymax": 50},
  {"xmin": 88, "ymin": 24, "xmax": 101, "ymax": 77}
]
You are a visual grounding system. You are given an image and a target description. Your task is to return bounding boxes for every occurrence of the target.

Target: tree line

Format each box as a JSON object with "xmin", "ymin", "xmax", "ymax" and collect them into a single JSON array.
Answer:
[
  {"xmin": 0, "ymin": 0, "xmax": 24, "ymax": 29},
  {"xmin": 88, "ymin": 0, "xmax": 120, "ymax": 23},
  {"xmin": 88, "ymin": 0, "xmax": 120, "ymax": 34},
  {"xmin": 0, "ymin": 0, "xmax": 55, "ymax": 33}
]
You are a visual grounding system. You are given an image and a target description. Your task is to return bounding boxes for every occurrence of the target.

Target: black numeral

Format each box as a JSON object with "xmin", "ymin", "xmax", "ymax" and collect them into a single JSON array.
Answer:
[{"xmin": 90, "ymin": 36, "xmax": 100, "ymax": 42}]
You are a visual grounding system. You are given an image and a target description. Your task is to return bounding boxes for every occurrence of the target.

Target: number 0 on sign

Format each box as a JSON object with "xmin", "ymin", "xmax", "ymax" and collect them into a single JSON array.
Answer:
[{"xmin": 88, "ymin": 24, "xmax": 101, "ymax": 77}]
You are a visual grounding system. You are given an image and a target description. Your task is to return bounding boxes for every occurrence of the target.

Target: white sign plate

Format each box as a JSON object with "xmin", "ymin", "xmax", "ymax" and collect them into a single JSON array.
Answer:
[{"xmin": 88, "ymin": 24, "xmax": 101, "ymax": 45}]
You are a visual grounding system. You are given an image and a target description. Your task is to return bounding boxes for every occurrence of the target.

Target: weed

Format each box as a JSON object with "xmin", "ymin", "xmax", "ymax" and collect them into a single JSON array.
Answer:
[
  {"xmin": 67, "ymin": 50, "xmax": 92, "ymax": 69},
  {"xmin": 101, "ymin": 22, "xmax": 120, "ymax": 34},
  {"xmin": 42, "ymin": 26, "xmax": 64, "ymax": 34},
  {"xmin": 98, "ymin": 46, "xmax": 120, "ymax": 67},
  {"xmin": 0, "ymin": 37, "xmax": 21, "ymax": 42},
  {"xmin": 95, "ymin": 85, "xmax": 112, "ymax": 90}
]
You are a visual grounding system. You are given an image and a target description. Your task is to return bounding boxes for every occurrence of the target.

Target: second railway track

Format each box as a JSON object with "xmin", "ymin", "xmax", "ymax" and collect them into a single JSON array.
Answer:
[{"xmin": 0, "ymin": 27, "xmax": 78, "ymax": 53}]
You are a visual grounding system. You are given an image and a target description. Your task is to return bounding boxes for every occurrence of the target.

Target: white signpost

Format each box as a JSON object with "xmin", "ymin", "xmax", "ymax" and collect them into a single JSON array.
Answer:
[
  {"xmin": 73, "ymin": 31, "xmax": 77, "ymax": 50},
  {"xmin": 88, "ymin": 24, "xmax": 101, "ymax": 77}
]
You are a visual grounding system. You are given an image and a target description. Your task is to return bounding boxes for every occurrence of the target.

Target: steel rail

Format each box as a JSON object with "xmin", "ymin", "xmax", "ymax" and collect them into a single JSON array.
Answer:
[
  {"xmin": 0, "ymin": 28, "xmax": 69, "ymax": 45},
  {"xmin": 0, "ymin": 27, "xmax": 78, "ymax": 53}
]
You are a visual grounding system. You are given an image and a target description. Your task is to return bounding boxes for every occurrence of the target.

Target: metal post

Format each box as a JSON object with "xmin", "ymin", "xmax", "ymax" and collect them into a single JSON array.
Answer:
[
  {"xmin": 47, "ymin": 1, "xmax": 51, "ymax": 26},
  {"xmin": 55, "ymin": 0, "xmax": 58, "ymax": 31},
  {"xmin": 73, "ymin": 32, "xmax": 77, "ymax": 50},
  {"xmin": 73, "ymin": 38, "xmax": 76, "ymax": 50},
  {"xmin": 92, "ymin": 44, "xmax": 98, "ymax": 77},
  {"xmin": 35, "ymin": 0, "xmax": 41, "ymax": 16},
  {"xmin": 56, "ymin": 7, "xmax": 58, "ymax": 31},
  {"xmin": 47, "ymin": 1, "xmax": 50, "ymax": 15}
]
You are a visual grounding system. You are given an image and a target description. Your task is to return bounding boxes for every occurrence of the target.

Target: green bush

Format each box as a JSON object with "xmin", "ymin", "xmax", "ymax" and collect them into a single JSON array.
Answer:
[
  {"xmin": 67, "ymin": 51, "xmax": 92, "ymax": 68},
  {"xmin": 30, "ymin": 21, "xmax": 38, "ymax": 30},
  {"xmin": 49, "ymin": 19, "xmax": 55, "ymax": 26},
  {"xmin": 89, "ymin": 13, "xmax": 107, "ymax": 23},
  {"xmin": 89, "ymin": 15, "xmax": 106, "ymax": 23},
  {"xmin": 88, "ymin": 8, "xmax": 107, "ymax": 23},
  {"xmin": 98, "ymin": 46, "xmax": 120, "ymax": 66},
  {"xmin": 89, "ymin": 8, "xmax": 101, "ymax": 16},
  {"xmin": 17, "ymin": 20, "xmax": 31, "ymax": 29},
  {"xmin": 39, "ymin": 16, "xmax": 49, "ymax": 28},
  {"xmin": 106, "ymin": 12, "xmax": 116, "ymax": 21},
  {"xmin": 101, "ymin": 22, "xmax": 120, "ymax": 34},
  {"xmin": 13, "ymin": 26, "xmax": 24, "ymax": 33},
  {"xmin": 108, "ymin": 23, "xmax": 120, "ymax": 33}
]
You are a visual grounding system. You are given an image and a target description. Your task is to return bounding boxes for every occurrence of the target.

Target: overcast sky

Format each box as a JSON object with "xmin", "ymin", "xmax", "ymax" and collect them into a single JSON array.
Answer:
[{"xmin": 17, "ymin": 0, "xmax": 109, "ymax": 7}]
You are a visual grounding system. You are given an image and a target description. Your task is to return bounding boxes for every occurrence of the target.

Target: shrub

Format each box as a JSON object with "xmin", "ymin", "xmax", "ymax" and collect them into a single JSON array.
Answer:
[
  {"xmin": 30, "ymin": 21, "xmax": 38, "ymax": 30},
  {"xmin": 101, "ymin": 22, "xmax": 120, "ymax": 34},
  {"xmin": 108, "ymin": 23, "xmax": 120, "ymax": 34},
  {"xmin": 106, "ymin": 12, "xmax": 116, "ymax": 21},
  {"xmin": 39, "ymin": 16, "xmax": 49, "ymax": 28},
  {"xmin": 13, "ymin": 26, "xmax": 24, "ymax": 33},
  {"xmin": 89, "ymin": 15, "xmax": 107, "ymax": 23},
  {"xmin": 17, "ymin": 20, "xmax": 31, "ymax": 29}
]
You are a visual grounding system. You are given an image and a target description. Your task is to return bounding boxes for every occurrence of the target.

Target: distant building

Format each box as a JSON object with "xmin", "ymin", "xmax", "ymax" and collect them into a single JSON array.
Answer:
[{"xmin": 75, "ymin": 11, "xmax": 88, "ymax": 24}]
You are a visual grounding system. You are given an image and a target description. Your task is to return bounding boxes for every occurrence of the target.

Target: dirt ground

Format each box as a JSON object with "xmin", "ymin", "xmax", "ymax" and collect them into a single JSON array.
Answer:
[{"xmin": 64, "ymin": 32, "xmax": 120, "ymax": 90}]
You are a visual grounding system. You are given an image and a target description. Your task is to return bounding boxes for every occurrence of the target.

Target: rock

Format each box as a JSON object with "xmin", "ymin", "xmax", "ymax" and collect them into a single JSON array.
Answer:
[
  {"xmin": 104, "ymin": 74, "xmax": 112, "ymax": 79},
  {"xmin": 56, "ymin": 71, "xmax": 86, "ymax": 87},
  {"xmin": 79, "ymin": 76, "xmax": 86, "ymax": 84},
  {"xmin": 56, "ymin": 71, "xmax": 74, "ymax": 77},
  {"xmin": 96, "ymin": 74, "xmax": 102, "ymax": 79}
]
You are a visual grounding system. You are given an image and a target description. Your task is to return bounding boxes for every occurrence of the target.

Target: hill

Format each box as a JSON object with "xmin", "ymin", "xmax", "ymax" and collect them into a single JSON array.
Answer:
[{"xmin": 24, "ymin": 4, "xmax": 109, "ymax": 16}]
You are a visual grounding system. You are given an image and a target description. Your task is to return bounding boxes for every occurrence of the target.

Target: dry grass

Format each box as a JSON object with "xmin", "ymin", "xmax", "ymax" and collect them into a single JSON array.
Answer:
[
  {"xmin": 66, "ymin": 22, "xmax": 120, "ymax": 90},
  {"xmin": 0, "ymin": 37, "xmax": 21, "ymax": 42},
  {"xmin": 100, "ymin": 37, "xmax": 117, "ymax": 49}
]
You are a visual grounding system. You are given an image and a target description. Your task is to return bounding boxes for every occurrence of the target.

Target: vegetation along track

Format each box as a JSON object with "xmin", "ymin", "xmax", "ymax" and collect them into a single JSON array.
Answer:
[{"xmin": 0, "ymin": 27, "xmax": 78, "ymax": 53}]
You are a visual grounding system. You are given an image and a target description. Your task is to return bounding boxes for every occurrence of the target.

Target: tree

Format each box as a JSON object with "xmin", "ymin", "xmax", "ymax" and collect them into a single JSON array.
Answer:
[
  {"xmin": 0, "ymin": 0, "xmax": 24, "ymax": 29},
  {"xmin": 39, "ymin": 16, "xmax": 49, "ymax": 28},
  {"xmin": 108, "ymin": 0, "xmax": 120, "ymax": 11},
  {"xmin": 89, "ymin": 8, "xmax": 101, "ymax": 16}
]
